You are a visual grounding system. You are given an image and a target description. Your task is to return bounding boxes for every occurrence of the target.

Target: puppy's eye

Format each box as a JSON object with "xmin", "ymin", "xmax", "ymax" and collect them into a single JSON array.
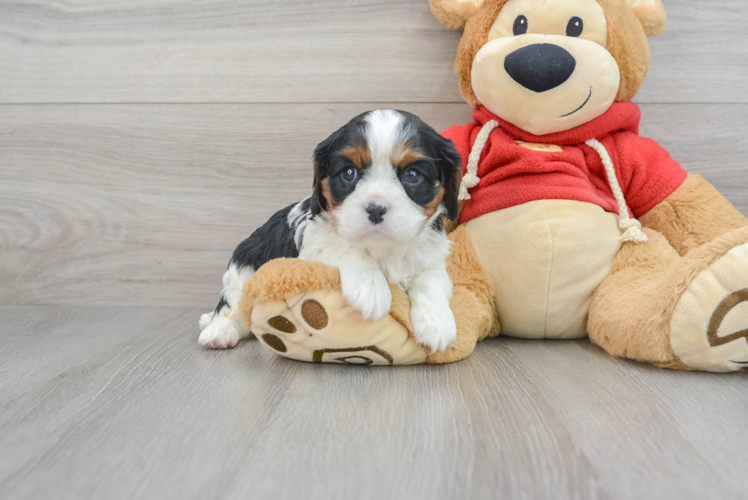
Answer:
[
  {"xmin": 402, "ymin": 169, "xmax": 423, "ymax": 185},
  {"xmin": 341, "ymin": 167, "xmax": 358, "ymax": 183},
  {"xmin": 513, "ymin": 15, "xmax": 528, "ymax": 36},
  {"xmin": 566, "ymin": 17, "xmax": 583, "ymax": 37}
]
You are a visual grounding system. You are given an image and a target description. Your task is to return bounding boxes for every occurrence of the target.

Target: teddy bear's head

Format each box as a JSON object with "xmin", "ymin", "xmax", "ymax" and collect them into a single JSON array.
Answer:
[{"xmin": 431, "ymin": 0, "xmax": 667, "ymax": 135}]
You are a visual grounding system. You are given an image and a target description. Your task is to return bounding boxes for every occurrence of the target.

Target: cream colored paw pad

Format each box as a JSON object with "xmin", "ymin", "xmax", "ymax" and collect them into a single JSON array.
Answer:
[
  {"xmin": 671, "ymin": 242, "xmax": 748, "ymax": 372},
  {"xmin": 248, "ymin": 289, "xmax": 427, "ymax": 365}
]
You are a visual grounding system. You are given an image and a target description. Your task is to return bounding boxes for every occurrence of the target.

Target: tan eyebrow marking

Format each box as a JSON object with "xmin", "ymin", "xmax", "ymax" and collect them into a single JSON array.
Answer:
[
  {"xmin": 341, "ymin": 142, "xmax": 371, "ymax": 169},
  {"xmin": 391, "ymin": 141, "xmax": 424, "ymax": 169}
]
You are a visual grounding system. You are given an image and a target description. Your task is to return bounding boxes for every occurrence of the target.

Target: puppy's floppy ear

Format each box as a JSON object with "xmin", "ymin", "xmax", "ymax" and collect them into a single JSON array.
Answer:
[
  {"xmin": 310, "ymin": 129, "xmax": 340, "ymax": 217},
  {"xmin": 429, "ymin": 0, "xmax": 485, "ymax": 30},
  {"xmin": 625, "ymin": 0, "xmax": 667, "ymax": 36},
  {"xmin": 430, "ymin": 132, "xmax": 463, "ymax": 221}
]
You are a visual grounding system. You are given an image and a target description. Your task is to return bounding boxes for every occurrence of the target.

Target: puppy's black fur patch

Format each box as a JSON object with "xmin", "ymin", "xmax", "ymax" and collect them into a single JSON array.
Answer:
[
  {"xmin": 311, "ymin": 112, "xmax": 370, "ymax": 217},
  {"xmin": 405, "ymin": 116, "xmax": 463, "ymax": 221},
  {"xmin": 229, "ymin": 196, "xmax": 312, "ymax": 271}
]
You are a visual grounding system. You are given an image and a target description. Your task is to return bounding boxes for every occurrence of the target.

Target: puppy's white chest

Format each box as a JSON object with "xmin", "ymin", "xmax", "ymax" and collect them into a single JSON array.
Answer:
[
  {"xmin": 366, "ymin": 235, "xmax": 449, "ymax": 292},
  {"xmin": 380, "ymin": 264, "xmax": 414, "ymax": 292}
]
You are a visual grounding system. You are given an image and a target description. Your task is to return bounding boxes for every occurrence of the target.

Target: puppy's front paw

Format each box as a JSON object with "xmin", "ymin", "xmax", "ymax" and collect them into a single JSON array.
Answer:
[
  {"xmin": 411, "ymin": 303, "xmax": 457, "ymax": 353},
  {"xmin": 199, "ymin": 321, "xmax": 240, "ymax": 349},
  {"xmin": 340, "ymin": 270, "xmax": 392, "ymax": 321}
]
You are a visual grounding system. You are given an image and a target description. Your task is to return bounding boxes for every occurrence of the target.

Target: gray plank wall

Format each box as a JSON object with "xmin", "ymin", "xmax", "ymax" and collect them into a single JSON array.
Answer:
[{"xmin": 1, "ymin": 0, "xmax": 747, "ymax": 308}]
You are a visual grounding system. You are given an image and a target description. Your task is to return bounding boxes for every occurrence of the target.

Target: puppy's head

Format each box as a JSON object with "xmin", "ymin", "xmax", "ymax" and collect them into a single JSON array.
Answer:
[{"xmin": 311, "ymin": 110, "xmax": 462, "ymax": 243}]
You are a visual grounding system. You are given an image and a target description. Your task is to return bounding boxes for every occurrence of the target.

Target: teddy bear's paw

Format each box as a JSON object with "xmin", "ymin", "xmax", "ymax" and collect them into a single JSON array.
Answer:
[
  {"xmin": 248, "ymin": 288, "xmax": 428, "ymax": 365},
  {"xmin": 199, "ymin": 320, "xmax": 241, "ymax": 349},
  {"xmin": 670, "ymin": 241, "xmax": 748, "ymax": 373}
]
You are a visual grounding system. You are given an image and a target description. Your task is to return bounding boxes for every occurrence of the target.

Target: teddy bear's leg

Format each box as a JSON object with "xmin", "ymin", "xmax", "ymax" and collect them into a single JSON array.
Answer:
[
  {"xmin": 588, "ymin": 226, "xmax": 748, "ymax": 372},
  {"xmin": 237, "ymin": 226, "xmax": 498, "ymax": 365},
  {"xmin": 238, "ymin": 259, "xmax": 429, "ymax": 365},
  {"xmin": 426, "ymin": 226, "xmax": 500, "ymax": 364},
  {"xmin": 639, "ymin": 174, "xmax": 748, "ymax": 255}
]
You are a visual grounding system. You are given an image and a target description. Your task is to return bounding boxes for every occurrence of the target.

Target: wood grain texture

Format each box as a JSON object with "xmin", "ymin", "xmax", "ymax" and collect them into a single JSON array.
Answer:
[
  {"xmin": 2, "ymin": 103, "xmax": 747, "ymax": 308},
  {"xmin": 0, "ymin": 306, "xmax": 745, "ymax": 500},
  {"xmin": 0, "ymin": 0, "xmax": 746, "ymax": 104}
]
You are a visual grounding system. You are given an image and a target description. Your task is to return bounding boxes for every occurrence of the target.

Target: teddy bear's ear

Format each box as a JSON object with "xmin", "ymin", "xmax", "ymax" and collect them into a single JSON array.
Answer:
[
  {"xmin": 429, "ymin": 0, "xmax": 485, "ymax": 29},
  {"xmin": 626, "ymin": 0, "xmax": 667, "ymax": 36}
]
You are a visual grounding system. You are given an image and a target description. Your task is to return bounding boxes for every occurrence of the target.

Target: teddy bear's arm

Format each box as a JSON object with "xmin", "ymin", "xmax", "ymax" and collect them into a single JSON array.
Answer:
[{"xmin": 638, "ymin": 174, "xmax": 748, "ymax": 256}]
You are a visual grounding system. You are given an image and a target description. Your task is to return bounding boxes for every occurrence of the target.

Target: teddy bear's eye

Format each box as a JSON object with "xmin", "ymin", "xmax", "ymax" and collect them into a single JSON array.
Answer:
[
  {"xmin": 566, "ymin": 16, "xmax": 584, "ymax": 37},
  {"xmin": 513, "ymin": 15, "xmax": 528, "ymax": 36}
]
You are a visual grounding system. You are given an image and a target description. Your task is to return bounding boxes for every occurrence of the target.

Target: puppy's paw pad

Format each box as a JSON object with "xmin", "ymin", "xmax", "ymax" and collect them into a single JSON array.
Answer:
[{"xmin": 199, "ymin": 321, "xmax": 240, "ymax": 349}]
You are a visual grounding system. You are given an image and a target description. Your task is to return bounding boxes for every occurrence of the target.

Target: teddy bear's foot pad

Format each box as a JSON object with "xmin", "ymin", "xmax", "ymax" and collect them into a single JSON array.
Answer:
[
  {"xmin": 671, "ymin": 241, "xmax": 748, "ymax": 372},
  {"xmin": 249, "ymin": 288, "xmax": 428, "ymax": 365}
]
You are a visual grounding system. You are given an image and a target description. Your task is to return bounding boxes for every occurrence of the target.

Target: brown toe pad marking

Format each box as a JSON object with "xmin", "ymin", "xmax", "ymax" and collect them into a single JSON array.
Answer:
[
  {"xmin": 262, "ymin": 334, "xmax": 287, "ymax": 353},
  {"xmin": 707, "ymin": 288, "xmax": 748, "ymax": 347},
  {"xmin": 301, "ymin": 299, "xmax": 328, "ymax": 329},
  {"xmin": 268, "ymin": 316, "xmax": 296, "ymax": 333}
]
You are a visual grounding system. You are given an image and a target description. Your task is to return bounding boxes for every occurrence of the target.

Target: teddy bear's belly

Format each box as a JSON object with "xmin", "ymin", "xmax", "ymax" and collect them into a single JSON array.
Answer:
[{"xmin": 464, "ymin": 200, "xmax": 623, "ymax": 339}]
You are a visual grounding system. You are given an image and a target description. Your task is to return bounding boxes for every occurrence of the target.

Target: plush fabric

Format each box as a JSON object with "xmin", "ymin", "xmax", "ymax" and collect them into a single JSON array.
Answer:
[
  {"xmin": 427, "ymin": 225, "xmax": 499, "ymax": 363},
  {"xmin": 465, "ymin": 201, "xmax": 622, "ymax": 339},
  {"xmin": 627, "ymin": 0, "xmax": 667, "ymax": 37},
  {"xmin": 241, "ymin": 260, "xmax": 429, "ymax": 365},
  {"xmin": 429, "ymin": 0, "xmax": 483, "ymax": 30},
  {"xmin": 446, "ymin": 103, "xmax": 687, "ymax": 224},
  {"xmin": 589, "ymin": 226, "xmax": 748, "ymax": 371},
  {"xmin": 639, "ymin": 174, "xmax": 748, "ymax": 256},
  {"xmin": 449, "ymin": 0, "xmax": 652, "ymax": 108},
  {"xmin": 239, "ymin": 0, "xmax": 748, "ymax": 372},
  {"xmin": 471, "ymin": 0, "xmax": 621, "ymax": 135}
]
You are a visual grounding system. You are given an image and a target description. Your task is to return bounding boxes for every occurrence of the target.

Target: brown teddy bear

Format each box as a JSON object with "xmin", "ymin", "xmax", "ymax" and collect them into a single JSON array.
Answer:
[{"xmin": 238, "ymin": 0, "xmax": 748, "ymax": 372}]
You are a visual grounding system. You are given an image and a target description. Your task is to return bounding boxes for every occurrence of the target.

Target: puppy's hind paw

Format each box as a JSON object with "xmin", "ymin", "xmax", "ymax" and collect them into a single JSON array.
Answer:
[
  {"xmin": 199, "ymin": 311, "xmax": 215, "ymax": 331},
  {"xmin": 199, "ymin": 321, "xmax": 240, "ymax": 349}
]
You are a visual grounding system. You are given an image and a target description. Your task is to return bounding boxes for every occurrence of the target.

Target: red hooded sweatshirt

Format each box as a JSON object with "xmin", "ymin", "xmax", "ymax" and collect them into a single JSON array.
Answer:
[{"xmin": 443, "ymin": 102, "xmax": 687, "ymax": 225}]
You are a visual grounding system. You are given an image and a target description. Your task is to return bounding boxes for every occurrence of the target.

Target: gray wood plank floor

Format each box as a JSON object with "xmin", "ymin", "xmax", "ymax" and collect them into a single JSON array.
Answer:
[
  {"xmin": 2, "ymin": 1, "xmax": 748, "ymax": 498},
  {"xmin": 1, "ymin": 306, "xmax": 746, "ymax": 500}
]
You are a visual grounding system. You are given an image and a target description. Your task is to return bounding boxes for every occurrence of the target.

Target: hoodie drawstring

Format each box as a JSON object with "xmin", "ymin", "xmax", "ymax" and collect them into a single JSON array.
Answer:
[
  {"xmin": 457, "ymin": 123, "xmax": 649, "ymax": 244},
  {"xmin": 584, "ymin": 139, "xmax": 649, "ymax": 243},
  {"xmin": 458, "ymin": 120, "xmax": 500, "ymax": 201}
]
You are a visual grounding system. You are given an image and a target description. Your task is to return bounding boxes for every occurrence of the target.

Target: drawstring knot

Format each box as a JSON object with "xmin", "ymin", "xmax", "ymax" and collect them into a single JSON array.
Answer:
[
  {"xmin": 585, "ymin": 138, "xmax": 649, "ymax": 244},
  {"xmin": 618, "ymin": 219, "xmax": 649, "ymax": 243},
  {"xmin": 458, "ymin": 172, "xmax": 480, "ymax": 200}
]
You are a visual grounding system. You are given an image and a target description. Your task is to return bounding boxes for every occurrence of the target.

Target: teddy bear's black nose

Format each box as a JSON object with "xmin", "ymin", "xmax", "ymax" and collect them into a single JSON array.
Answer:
[{"xmin": 504, "ymin": 43, "xmax": 577, "ymax": 93}]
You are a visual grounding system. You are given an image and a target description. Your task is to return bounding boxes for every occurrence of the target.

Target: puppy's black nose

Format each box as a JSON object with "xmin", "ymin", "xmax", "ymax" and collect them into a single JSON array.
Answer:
[
  {"xmin": 366, "ymin": 203, "xmax": 387, "ymax": 224},
  {"xmin": 504, "ymin": 44, "xmax": 576, "ymax": 93}
]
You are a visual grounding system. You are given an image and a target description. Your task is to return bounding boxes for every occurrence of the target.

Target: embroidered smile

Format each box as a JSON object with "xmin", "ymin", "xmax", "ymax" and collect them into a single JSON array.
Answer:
[{"xmin": 559, "ymin": 87, "xmax": 593, "ymax": 118}]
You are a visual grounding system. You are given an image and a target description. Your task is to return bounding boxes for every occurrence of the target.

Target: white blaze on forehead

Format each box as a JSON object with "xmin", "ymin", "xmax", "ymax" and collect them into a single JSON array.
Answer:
[
  {"xmin": 364, "ymin": 110, "xmax": 412, "ymax": 178},
  {"xmin": 329, "ymin": 109, "xmax": 426, "ymax": 242}
]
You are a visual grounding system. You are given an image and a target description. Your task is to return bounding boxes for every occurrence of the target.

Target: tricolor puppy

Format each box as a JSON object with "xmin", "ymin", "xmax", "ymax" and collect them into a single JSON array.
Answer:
[{"xmin": 199, "ymin": 109, "xmax": 462, "ymax": 353}]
